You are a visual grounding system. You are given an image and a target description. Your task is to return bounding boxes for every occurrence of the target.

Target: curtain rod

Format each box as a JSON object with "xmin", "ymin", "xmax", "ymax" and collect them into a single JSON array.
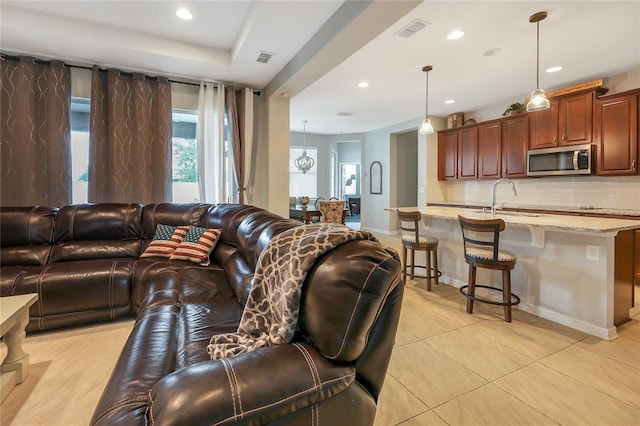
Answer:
[{"xmin": 1, "ymin": 53, "xmax": 261, "ymax": 95}]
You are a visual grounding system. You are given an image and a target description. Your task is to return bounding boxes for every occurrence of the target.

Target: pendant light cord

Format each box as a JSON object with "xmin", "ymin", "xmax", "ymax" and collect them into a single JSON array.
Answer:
[
  {"xmin": 425, "ymin": 70, "xmax": 429, "ymax": 117},
  {"xmin": 536, "ymin": 20, "xmax": 540, "ymax": 89}
]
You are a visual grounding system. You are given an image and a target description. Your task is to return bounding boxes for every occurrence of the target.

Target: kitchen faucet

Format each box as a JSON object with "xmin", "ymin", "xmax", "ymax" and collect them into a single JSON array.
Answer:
[{"xmin": 491, "ymin": 178, "xmax": 518, "ymax": 217}]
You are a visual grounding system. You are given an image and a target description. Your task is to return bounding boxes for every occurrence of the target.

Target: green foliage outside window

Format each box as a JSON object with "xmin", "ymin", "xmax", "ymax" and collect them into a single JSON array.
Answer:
[{"xmin": 173, "ymin": 138, "xmax": 198, "ymax": 182}]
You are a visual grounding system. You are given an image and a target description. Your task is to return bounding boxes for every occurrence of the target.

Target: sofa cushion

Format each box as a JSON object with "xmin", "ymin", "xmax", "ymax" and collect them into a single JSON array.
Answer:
[
  {"xmin": 51, "ymin": 203, "xmax": 144, "ymax": 262},
  {"xmin": 300, "ymin": 239, "xmax": 401, "ymax": 363},
  {"xmin": 0, "ymin": 206, "xmax": 58, "ymax": 266},
  {"xmin": 170, "ymin": 227, "xmax": 221, "ymax": 266},
  {"xmin": 53, "ymin": 203, "xmax": 143, "ymax": 242},
  {"xmin": 140, "ymin": 224, "xmax": 189, "ymax": 259},
  {"xmin": 1, "ymin": 258, "xmax": 135, "ymax": 331},
  {"xmin": 141, "ymin": 203, "xmax": 211, "ymax": 239}
]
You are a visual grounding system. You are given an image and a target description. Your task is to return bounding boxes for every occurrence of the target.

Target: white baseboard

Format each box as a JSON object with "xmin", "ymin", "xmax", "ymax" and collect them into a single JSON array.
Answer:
[{"xmin": 361, "ymin": 226, "xmax": 395, "ymax": 235}]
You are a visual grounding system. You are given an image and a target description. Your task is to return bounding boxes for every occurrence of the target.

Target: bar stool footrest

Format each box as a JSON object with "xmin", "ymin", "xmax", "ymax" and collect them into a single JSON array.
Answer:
[
  {"xmin": 459, "ymin": 285, "xmax": 521, "ymax": 307},
  {"xmin": 402, "ymin": 264, "xmax": 443, "ymax": 280}
]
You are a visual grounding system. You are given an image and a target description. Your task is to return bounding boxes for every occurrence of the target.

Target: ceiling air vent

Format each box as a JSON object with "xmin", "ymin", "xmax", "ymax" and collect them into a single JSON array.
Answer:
[
  {"xmin": 256, "ymin": 51, "xmax": 275, "ymax": 64},
  {"xmin": 337, "ymin": 112, "xmax": 354, "ymax": 116},
  {"xmin": 394, "ymin": 19, "xmax": 429, "ymax": 38}
]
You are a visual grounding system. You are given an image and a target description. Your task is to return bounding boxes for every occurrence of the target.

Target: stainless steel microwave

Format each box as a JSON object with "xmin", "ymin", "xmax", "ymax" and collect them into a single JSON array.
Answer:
[{"xmin": 527, "ymin": 144, "xmax": 594, "ymax": 177}]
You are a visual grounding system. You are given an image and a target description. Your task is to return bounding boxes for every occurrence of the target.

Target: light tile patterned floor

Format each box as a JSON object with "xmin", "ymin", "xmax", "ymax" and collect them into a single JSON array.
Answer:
[
  {"xmin": 374, "ymin": 233, "xmax": 640, "ymax": 426},
  {"xmin": 1, "ymin": 232, "xmax": 639, "ymax": 426}
]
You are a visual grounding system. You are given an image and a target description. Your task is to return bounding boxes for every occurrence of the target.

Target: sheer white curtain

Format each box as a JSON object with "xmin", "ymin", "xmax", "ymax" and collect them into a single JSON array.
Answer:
[
  {"xmin": 241, "ymin": 88, "xmax": 254, "ymax": 204},
  {"xmin": 197, "ymin": 82, "xmax": 226, "ymax": 203}
]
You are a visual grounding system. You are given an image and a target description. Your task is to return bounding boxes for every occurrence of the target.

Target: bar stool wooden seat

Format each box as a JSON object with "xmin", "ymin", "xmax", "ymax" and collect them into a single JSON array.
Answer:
[
  {"xmin": 457, "ymin": 215, "xmax": 520, "ymax": 322},
  {"xmin": 397, "ymin": 210, "xmax": 441, "ymax": 291}
]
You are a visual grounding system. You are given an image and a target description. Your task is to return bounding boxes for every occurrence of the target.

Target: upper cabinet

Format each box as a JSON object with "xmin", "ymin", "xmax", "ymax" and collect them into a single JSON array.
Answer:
[
  {"xmin": 594, "ymin": 91, "xmax": 638, "ymax": 175},
  {"xmin": 438, "ymin": 129, "xmax": 458, "ymax": 180},
  {"xmin": 558, "ymin": 91, "xmax": 593, "ymax": 145},
  {"xmin": 501, "ymin": 115, "xmax": 529, "ymax": 178},
  {"xmin": 478, "ymin": 121, "xmax": 502, "ymax": 179},
  {"xmin": 529, "ymin": 91, "xmax": 593, "ymax": 149},
  {"xmin": 437, "ymin": 86, "xmax": 638, "ymax": 181},
  {"xmin": 457, "ymin": 127, "xmax": 478, "ymax": 179},
  {"xmin": 529, "ymin": 100, "xmax": 559, "ymax": 149}
]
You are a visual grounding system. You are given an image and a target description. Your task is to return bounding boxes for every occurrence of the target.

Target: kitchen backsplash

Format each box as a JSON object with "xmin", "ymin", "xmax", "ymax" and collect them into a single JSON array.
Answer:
[{"xmin": 446, "ymin": 176, "xmax": 640, "ymax": 210}]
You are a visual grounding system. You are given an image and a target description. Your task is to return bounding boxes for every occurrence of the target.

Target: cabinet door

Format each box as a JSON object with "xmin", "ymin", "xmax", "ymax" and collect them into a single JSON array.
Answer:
[
  {"xmin": 528, "ymin": 100, "xmax": 558, "ymax": 149},
  {"xmin": 478, "ymin": 122, "xmax": 502, "ymax": 179},
  {"xmin": 559, "ymin": 92, "xmax": 593, "ymax": 145},
  {"xmin": 635, "ymin": 230, "xmax": 640, "ymax": 287},
  {"xmin": 595, "ymin": 93, "xmax": 638, "ymax": 175},
  {"xmin": 502, "ymin": 115, "xmax": 529, "ymax": 178},
  {"xmin": 438, "ymin": 130, "xmax": 458, "ymax": 180},
  {"xmin": 457, "ymin": 127, "xmax": 478, "ymax": 179}
]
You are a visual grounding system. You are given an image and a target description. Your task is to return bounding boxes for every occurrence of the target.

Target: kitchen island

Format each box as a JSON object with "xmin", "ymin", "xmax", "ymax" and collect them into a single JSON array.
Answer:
[{"xmin": 393, "ymin": 206, "xmax": 640, "ymax": 340}]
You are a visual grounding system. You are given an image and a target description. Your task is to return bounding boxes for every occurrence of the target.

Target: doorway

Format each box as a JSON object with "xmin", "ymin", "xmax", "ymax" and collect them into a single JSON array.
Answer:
[{"xmin": 394, "ymin": 130, "xmax": 419, "ymax": 207}]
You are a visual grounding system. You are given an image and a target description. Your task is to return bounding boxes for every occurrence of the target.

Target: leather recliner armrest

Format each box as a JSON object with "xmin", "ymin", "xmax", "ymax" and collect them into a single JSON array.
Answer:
[{"xmin": 148, "ymin": 342, "xmax": 356, "ymax": 426}]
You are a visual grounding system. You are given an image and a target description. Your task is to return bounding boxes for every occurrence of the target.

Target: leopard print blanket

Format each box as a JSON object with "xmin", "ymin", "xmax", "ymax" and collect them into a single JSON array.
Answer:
[{"xmin": 207, "ymin": 222, "xmax": 376, "ymax": 359}]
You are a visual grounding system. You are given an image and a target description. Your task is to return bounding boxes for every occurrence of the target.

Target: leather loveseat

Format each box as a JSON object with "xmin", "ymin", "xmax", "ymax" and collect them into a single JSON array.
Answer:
[{"xmin": 0, "ymin": 202, "xmax": 403, "ymax": 425}]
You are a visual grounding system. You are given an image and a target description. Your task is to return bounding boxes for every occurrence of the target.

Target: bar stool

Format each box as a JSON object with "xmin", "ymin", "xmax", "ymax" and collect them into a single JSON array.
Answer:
[
  {"xmin": 457, "ymin": 215, "xmax": 521, "ymax": 322},
  {"xmin": 397, "ymin": 210, "xmax": 441, "ymax": 291}
]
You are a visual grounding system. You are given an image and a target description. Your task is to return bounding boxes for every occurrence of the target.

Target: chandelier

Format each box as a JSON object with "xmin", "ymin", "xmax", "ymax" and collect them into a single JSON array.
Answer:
[{"xmin": 294, "ymin": 120, "xmax": 314, "ymax": 174}]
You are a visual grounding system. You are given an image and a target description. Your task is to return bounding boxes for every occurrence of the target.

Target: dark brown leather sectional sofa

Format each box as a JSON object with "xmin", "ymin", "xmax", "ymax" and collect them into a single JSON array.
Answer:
[{"xmin": 0, "ymin": 202, "xmax": 403, "ymax": 425}]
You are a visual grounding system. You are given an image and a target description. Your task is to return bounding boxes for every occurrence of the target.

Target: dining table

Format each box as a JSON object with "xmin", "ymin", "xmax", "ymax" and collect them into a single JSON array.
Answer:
[{"xmin": 289, "ymin": 206, "xmax": 347, "ymax": 224}]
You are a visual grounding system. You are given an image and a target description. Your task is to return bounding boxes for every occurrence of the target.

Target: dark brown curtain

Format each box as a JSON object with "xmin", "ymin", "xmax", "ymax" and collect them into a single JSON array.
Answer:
[
  {"xmin": 226, "ymin": 87, "xmax": 246, "ymax": 204},
  {"xmin": 1, "ymin": 56, "xmax": 72, "ymax": 207},
  {"xmin": 89, "ymin": 66, "xmax": 172, "ymax": 203}
]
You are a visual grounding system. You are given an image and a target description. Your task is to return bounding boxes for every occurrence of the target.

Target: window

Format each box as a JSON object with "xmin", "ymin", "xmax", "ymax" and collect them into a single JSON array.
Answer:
[
  {"xmin": 70, "ymin": 97, "xmax": 90, "ymax": 204},
  {"xmin": 70, "ymin": 102, "xmax": 202, "ymax": 203},
  {"xmin": 172, "ymin": 109, "xmax": 199, "ymax": 202},
  {"xmin": 340, "ymin": 163, "xmax": 360, "ymax": 198},
  {"xmin": 289, "ymin": 147, "xmax": 318, "ymax": 198}
]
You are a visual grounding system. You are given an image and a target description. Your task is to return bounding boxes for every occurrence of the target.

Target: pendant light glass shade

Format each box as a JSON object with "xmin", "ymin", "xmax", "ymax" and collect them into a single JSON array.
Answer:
[
  {"xmin": 420, "ymin": 65, "xmax": 434, "ymax": 135},
  {"xmin": 526, "ymin": 11, "xmax": 550, "ymax": 112},
  {"xmin": 419, "ymin": 118, "xmax": 434, "ymax": 134},
  {"xmin": 294, "ymin": 120, "xmax": 314, "ymax": 174},
  {"xmin": 526, "ymin": 88, "xmax": 551, "ymax": 112}
]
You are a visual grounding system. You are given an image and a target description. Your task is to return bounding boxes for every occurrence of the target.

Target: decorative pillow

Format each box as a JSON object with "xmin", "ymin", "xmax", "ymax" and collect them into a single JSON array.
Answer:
[
  {"xmin": 140, "ymin": 224, "xmax": 189, "ymax": 258},
  {"xmin": 170, "ymin": 226, "xmax": 222, "ymax": 266}
]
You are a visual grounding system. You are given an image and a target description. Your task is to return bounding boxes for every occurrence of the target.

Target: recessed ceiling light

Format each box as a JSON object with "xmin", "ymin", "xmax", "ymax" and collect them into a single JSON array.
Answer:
[
  {"xmin": 176, "ymin": 8, "xmax": 192, "ymax": 20},
  {"xmin": 546, "ymin": 66, "xmax": 563, "ymax": 73},
  {"xmin": 358, "ymin": 81, "xmax": 369, "ymax": 88},
  {"xmin": 445, "ymin": 99, "xmax": 456, "ymax": 104},
  {"xmin": 447, "ymin": 30, "xmax": 464, "ymax": 40},
  {"xmin": 483, "ymin": 47, "xmax": 502, "ymax": 56}
]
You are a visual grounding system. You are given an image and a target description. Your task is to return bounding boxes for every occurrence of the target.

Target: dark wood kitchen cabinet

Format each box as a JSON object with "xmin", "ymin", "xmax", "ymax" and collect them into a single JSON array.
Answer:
[
  {"xmin": 438, "ymin": 129, "xmax": 458, "ymax": 180},
  {"xmin": 502, "ymin": 114, "xmax": 529, "ymax": 178},
  {"xmin": 594, "ymin": 91, "xmax": 638, "ymax": 175},
  {"xmin": 529, "ymin": 100, "xmax": 559, "ymax": 149},
  {"xmin": 558, "ymin": 91, "xmax": 594, "ymax": 145},
  {"xmin": 478, "ymin": 121, "xmax": 502, "ymax": 179},
  {"xmin": 477, "ymin": 116, "xmax": 529, "ymax": 179},
  {"xmin": 529, "ymin": 91, "xmax": 594, "ymax": 149},
  {"xmin": 457, "ymin": 126, "xmax": 478, "ymax": 179}
]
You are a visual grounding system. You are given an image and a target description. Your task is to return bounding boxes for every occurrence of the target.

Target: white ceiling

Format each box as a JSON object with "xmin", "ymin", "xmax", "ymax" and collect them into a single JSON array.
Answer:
[{"xmin": 2, "ymin": 1, "xmax": 639, "ymax": 135}]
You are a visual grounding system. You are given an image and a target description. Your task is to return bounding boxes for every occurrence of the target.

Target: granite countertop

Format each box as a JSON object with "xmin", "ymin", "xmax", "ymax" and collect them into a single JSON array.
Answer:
[
  {"xmin": 395, "ymin": 206, "xmax": 640, "ymax": 234},
  {"xmin": 426, "ymin": 202, "xmax": 640, "ymax": 218}
]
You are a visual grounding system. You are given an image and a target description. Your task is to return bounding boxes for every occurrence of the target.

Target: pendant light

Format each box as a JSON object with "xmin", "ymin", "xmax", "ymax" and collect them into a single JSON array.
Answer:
[
  {"xmin": 294, "ymin": 120, "xmax": 314, "ymax": 174},
  {"xmin": 419, "ymin": 65, "xmax": 434, "ymax": 135},
  {"xmin": 526, "ymin": 11, "xmax": 551, "ymax": 112}
]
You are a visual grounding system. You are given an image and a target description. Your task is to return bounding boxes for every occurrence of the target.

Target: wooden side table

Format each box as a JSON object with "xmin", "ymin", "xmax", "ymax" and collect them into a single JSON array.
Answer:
[{"xmin": 1, "ymin": 293, "xmax": 38, "ymax": 402}]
